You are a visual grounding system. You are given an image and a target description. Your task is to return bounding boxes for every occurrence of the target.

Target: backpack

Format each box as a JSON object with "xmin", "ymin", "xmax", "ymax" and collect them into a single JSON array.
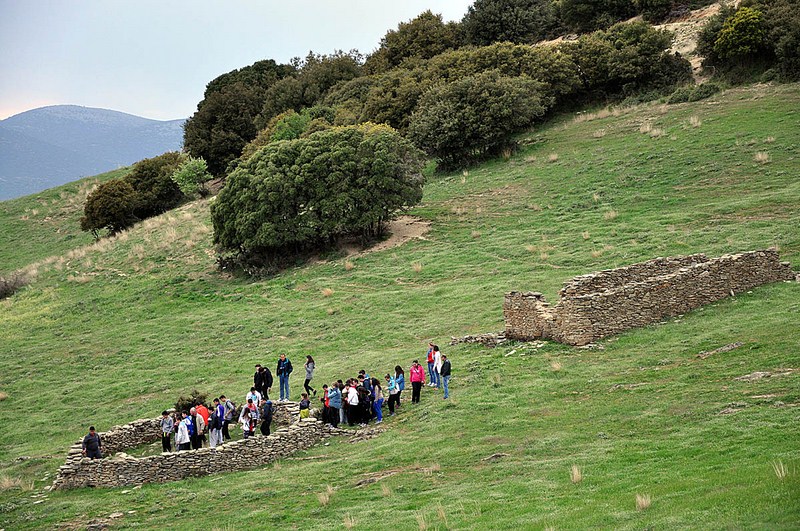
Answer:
[{"xmin": 185, "ymin": 418, "xmax": 195, "ymax": 437}]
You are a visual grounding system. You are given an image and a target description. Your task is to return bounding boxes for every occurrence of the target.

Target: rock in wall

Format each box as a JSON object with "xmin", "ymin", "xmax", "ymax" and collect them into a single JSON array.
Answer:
[{"xmin": 505, "ymin": 250, "xmax": 795, "ymax": 346}]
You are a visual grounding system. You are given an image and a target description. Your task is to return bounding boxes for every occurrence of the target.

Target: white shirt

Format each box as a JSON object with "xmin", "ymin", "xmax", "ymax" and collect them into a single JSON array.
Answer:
[
  {"xmin": 347, "ymin": 386, "xmax": 359, "ymax": 405},
  {"xmin": 434, "ymin": 350, "xmax": 443, "ymax": 372}
]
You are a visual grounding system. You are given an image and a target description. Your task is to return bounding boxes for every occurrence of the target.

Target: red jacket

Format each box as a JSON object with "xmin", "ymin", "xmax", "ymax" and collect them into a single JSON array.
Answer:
[
  {"xmin": 410, "ymin": 364, "xmax": 426, "ymax": 383},
  {"xmin": 195, "ymin": 404, "xmax": 210, "ymax": 425}
]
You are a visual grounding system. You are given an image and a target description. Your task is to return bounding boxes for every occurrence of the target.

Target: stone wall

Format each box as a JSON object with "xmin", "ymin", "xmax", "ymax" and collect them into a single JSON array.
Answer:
[
  {"xmin": 52, "ymin": 402, "xmax": 325, "ymax": 490},
  {"xmin": 505, "ymin": 250, "xmax": 795, "ymax": 346}
]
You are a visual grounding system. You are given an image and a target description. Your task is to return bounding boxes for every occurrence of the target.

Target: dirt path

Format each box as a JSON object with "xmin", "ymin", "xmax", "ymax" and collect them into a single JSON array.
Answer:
[{"xmin": 337, "ymin": 215, "xmax": 431, "ymax": 258}]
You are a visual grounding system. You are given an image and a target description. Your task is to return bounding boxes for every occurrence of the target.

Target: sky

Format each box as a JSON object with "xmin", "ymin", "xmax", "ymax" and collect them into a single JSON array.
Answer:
[{"xmin": 0, "ymin": 0, "xmax": 474, "ymax": 121}]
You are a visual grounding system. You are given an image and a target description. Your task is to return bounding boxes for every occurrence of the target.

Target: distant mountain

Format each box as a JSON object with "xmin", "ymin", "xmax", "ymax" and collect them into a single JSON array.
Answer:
[{"xmin": 0, "ymin": 105, "xmax": 185, "ymax": 201}]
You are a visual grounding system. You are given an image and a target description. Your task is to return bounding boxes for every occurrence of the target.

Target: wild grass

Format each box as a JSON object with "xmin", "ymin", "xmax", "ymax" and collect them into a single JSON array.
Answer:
[
  {"xmin": 571, "ymin": 464, "xmax": 583, "ymax": 483},
  {"xmin": 0, "ymin": 83, "xmax": 799, "ymax": 530},
  {"xmin": 772, "ymin": 461, "xmax": 789, "ymax": 480},
  {"xmin": 690, "ymin": 115, "xmax": 702, "ymax": 128},
  {"xmin": 754, "ymin": 151, "xmax": 771, "ymax": 164},
  {"xmin": 636, "ymin": 494, "xmax": 652, "ymax": 511},
  {"xmin": 548, "ymin": 153, "xmax": 559, "ymax": 163}
]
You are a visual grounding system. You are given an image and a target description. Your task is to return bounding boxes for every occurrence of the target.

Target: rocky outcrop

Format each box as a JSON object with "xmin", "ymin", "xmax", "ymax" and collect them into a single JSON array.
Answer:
[{"xmin": 505, "ymin": 250, "xmax": 795, "ymax": 346}]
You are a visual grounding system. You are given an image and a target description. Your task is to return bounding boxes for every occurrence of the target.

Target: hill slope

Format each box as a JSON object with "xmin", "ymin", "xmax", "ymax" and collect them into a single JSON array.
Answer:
[
  {"xmin": 0, "ymin": 84, "xmax": 798, "ymax": 529},
  {"xmin": 0, "ymin": 105, "xmax": 183, "ymax": 201}
]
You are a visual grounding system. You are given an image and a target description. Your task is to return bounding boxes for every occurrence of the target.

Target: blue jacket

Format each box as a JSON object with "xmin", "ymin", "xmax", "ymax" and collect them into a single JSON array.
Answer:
[
  {"xmin": 277, "ymin": 358, "xmax": 293, "ymax": 376},
  {"xmin": 327, "ymin": 387, "xmax": 342, "ymax": 409},
  {"xmin": 396, "ymin": 374, "xmax": 405, "ymax": 391}
]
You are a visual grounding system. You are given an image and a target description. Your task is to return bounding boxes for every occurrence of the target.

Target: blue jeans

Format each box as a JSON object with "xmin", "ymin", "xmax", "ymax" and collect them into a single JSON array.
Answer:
[
  {"xmin": 433, "ymin": 370, "xmax": 440, "ymax": 388},
  {"xmin": 427, "ymin": 362, "xmax": 435, "ymax": 384},
  {"xmin": 279, "ymin": 374, "xmax": 290, "ymax": 400},
  {"xmin": 373, "ymin": 398, "xmax": 384, "ymax": 421},
  {"xmin": 442, "ymin": 375, "xmax": 450, "ymax": 398}
]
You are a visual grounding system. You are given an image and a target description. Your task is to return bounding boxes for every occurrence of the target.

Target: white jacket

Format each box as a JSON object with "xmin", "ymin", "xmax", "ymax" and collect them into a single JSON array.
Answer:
[
  {"xmin": 175, "ymin": 420, "xmax": 190, "ymax": 445},
  {"xmin": 434, "ymin": 350, "xmax": 443, "ymax": 372}
]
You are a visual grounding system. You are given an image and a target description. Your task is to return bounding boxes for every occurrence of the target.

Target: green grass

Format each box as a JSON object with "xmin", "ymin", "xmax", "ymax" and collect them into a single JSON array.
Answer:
[{"xmin": 0, "ymin": 83, "xmax": 798, "ymax": 529}]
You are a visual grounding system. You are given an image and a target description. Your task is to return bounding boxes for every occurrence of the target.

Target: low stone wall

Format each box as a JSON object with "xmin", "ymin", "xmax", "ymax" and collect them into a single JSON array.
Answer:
[
  {"xmin": 52, "ymin": 402, "xmax": 323, "ymax": 490},
  {"xmin": 505, "ymin": 250, "xmax": 795, "ymax": 346}
]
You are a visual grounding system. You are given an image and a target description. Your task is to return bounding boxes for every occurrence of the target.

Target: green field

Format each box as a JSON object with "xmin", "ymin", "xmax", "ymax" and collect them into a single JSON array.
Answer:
[{"xmin": 1, "ymin": 83, "xmax": 798, "ymax": 529}]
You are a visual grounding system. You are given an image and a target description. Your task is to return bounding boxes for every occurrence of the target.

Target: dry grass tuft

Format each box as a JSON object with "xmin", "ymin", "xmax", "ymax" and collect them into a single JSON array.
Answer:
[
  {"xmin": 0, "ymin": 475, "xmax": 23, "ymax": 491},
  {"xmin": 571, "ymin": 464, "xmax": 583, "ymax": 483},
  {"xmin": 754, "ymin": 151, "xmax": 770, "ymax": 164},
  {"xmin": 317, "ymin": 491, "xmax": 330, "ymax": 506},
  {"xmin": 437, "ymin": 503, "xmax": 448, "ymax": 526},
  {"xmin": 540, "ymin": 252, "xmax": 549, "ymax": 261},
  {"xmin": 321, "ymin": 288, "xmax": 334, "ymax": 298},
  {"xmin": 639, "ymin": 122, "xmax": 653, "ymax": 134},
  {"xmin": 603, "ymin": 210, "xmax": 618, "ymax": 221},
  {"xmin": 67, "ymin": 274, "xmax": 92, "ymax": 284},
  {"xmin": 636, "ymin": 493, "xmax": 652, "ymax": 511},
  {"xmin": 412, "ymin": 262, "xmax": 423, "ymax": 273},
  {"xmin": 526, "ymin": 245, "xmax": 537, "ymax": 253},
  {"xmin": 380, "ymin": 483, "xmax": 393, "ymax": 496},
  {"xmin": 344, "ymin": 514, "xmax": 357, "ymax": 530},
  {"xmin": 326, "ymin": 308, "xmax": 336, "ymax": 315},
  {"xmin": 550, "ymin": 360, "xmax": 563, "ymax": 372},
  {"xmin": 548, "ymin": 153, "xmax": 559, "ymax": 163},
  {"xmin": 649, "ymin": 127, "xmax": 665, "ymax": 138},
  {"xmin": 415, "ymin": 512, "xmax": 428, "ymax": 530},
  {"xmin": 502, "ymin": 147, "xmax": 513, "ymax": 160},
  {"xmin": 592, "ymin": 129, "xmax": 607, "ymax": 138},
  {"xmin": 582, "ymin": 231, "xmax": 590, "ymax": 240},
  {"xmin": 0, "ymin": 391, "xmax": 7, "ymax": 401},
  {"xmin": 689, "ymin": 115, "xmax": 702, "ymax": 128},
  {"xmin": 773, "ymin": 460, "xmax": 789, "ymax": 480},
  {"xmin": 764, "ymin": 136, "xmax": 775, "ymax": 143},
  {"xmin": 591, "ymin": 249, "xmax": 604, "ymax": 258},
  {"xmin": 592, "ymin": 193, "xmax": 601, "ymax": 202},
  {"xmin": 471, "ymin": 230, "xmax": 481, "ymax": 239},
  {"xmin": 344, "ymin": 260, "xmax": 355, "ymax": 271}
]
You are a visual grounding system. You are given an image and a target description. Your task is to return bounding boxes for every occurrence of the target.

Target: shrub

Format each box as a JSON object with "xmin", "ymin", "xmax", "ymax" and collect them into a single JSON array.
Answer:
[
  {"xmin": 636, "ymin": 0, "xmax": 673, "ymax": 22},
  {"xmin": 170, "ymin": 157, "xmax": 213, "ymax": 198},
  {"xmin": 559, "ymin": 0, "xmax": 637, "ymax": 33},
  {"xmin": 408, "ymin": 71, "xmax": 552, "ymax": 168},
  {"xmin": 0, "ymin": 272, "xmax": 28, "ymax": 300},
  {"xmin": 80, "ymin": 179, "xmax": 138, "ymax": 238},
  {"xmin": 211, "ymin": 123, "xmax": 424, "ymax": 266},
  {"xmin": 174, "ymin": 390, "xmax": 208, "ymax": 414},
  {"xmin": 667, "ymin": 82, "xmax": 722, "ymax": 103},
  {"xmin": 124, "ymin": 152, "xmax": 186, "ymax": 219},
  {"xmin": 714, "ymin": 7, "xmax": 768, "ymax": 59},
  {"xmin": 461, "ymin": 0, "xmax": 562, "ymax": 45}
]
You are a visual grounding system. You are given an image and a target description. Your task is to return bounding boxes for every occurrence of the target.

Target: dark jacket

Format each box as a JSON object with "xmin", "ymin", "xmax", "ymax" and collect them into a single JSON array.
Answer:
[
  {"xmin": 261, "ymin": 401, "xmax": 274, "ymax": 424},
  {"xmin": 82, "ymin": 432, "xmax": 101, "ymax": 452},
  {"xmin": 440, "ymin": 360, "xmax": 452, "ymax": 377},
  {"xmin": 255, "ymin": 368, "xmax": 273, "ymax": 390},
  {"xmin": 277, "ymin": 358, "xmax": 293, "ymax": 376}
]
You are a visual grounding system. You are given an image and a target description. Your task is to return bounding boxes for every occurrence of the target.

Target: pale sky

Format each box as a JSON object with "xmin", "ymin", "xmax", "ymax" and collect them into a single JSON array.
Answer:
[{"xmin": 0, "ymin": 0, "xmax": 474, "ymax": 121}]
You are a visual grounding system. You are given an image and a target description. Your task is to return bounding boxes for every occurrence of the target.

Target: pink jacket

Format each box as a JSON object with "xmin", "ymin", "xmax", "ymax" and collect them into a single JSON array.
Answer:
[{"xmin": 410, "ymin": 364, "xmax": 425, "ymax": 383}]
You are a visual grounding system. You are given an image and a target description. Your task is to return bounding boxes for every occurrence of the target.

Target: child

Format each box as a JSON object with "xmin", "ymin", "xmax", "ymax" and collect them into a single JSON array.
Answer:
[
  {"xmin": 241, "ymin": 407, "xmax": 253, "ymax": 439},
  {"xmin": 299, "ymin": 392, "xmax": 311, "ymax": 419}
]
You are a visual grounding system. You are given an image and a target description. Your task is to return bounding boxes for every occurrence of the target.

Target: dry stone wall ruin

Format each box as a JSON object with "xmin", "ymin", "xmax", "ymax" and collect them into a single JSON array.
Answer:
[
  {"xmin": 504, "ymin": 250, "xmax": 795, "ymax": 346},
  {"xmin": 53, "ymin": 402, "xmax": 343, "ymax": 490}
]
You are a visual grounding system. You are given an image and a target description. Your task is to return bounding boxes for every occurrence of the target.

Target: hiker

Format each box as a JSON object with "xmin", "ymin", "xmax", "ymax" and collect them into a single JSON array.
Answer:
[
  {"xmin": 220, "ymin": 395, "xmax": 235, "ymax": 440},
  {"xmin": 81, "ymin": 426, "xmax": 103, "ymax": 459},
  {"xmin": 440, "ymin": 354, "xmax": 452, "ymax": 399},
  {"xmin": 410, "ymin": 359, "xmax": 425, "ymax": 403},
  {"xmin": 276, "ymin": 353, "xmax": 293, "ymax": 402},
  {"xmin": 433, "ymin": 346, "xmax": 443, "ymax": 389},
  {"xmin": 209, "ymin": 398, "xmax": 223, "ymax": 447},
  {"xmin": 240, "ymin": 407, "xmax": 254, "ymax": 439},
  {"xmin": 327, "ymin": 382, "xmax": 341, "ymax": 428},
  {"xmin": 299, "ymin": 392, "xmax": 311, "ymax": 418},
  {"xmin": 195, "ymin": 402, "xmax": 210, "ymax": 446},
  {"xmin": 176, "ymin": 412, "xmax": 191, "ymax": 451},
  {"xmin": 246, "ymin": 387, "xmax": 262, "ymax": 407},
  {"xmin": 347, "ymin": 380, "xmax": 359, "ymax": 426},
  {"xmin": 304, "ymin": 355, "xmax": 317, "ymax": 397},
  {"xmin": 260, "ymin": 399, "xmax": 274, "ymax": 436},
  {"xmin": 386, "ymin": 371, "xmax": 400, "ymax": 415},
  {"xmin": 189, "ymin": 407, "xmax": 205, "ymax": 449},
  {"xmin": 254, "ymin": 364, "xmax": 273, "ymax": 400},
  {"xmin": 337, "ymin": 380, "xmax": 346, "ymax": 425},
  {"xmin": 372, "ymin": 378, "xmax": 384, "ymax": 423},
  {"xmin": 357, "ymin": 381, "xmax": 371, "ymax": 426},
  {"xmin": 320, "ymin": 384, "xmax": 330, "ymax": 423},
  {"xmin": 394, "ymin": 365, "xmax": 405, "ymax": 406},
  {"xmin": 160, "ymin": 411, "xmax": 174, "ymax": 452},
  {"xmin": 426, "ymin": 343, "xmax": 436, "ymax": 386}
]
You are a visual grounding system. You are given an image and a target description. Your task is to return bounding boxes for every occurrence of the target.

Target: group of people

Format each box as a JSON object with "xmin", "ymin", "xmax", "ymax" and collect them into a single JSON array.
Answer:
[{"xmin": 82, "ymin": 345, "xmax": 452, "ymax": 458}]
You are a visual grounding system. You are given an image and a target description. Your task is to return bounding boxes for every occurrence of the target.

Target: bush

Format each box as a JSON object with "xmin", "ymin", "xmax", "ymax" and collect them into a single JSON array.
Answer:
[
  {"xmin": 636, "ymin": 0, "xmax": 673, "ymax": 22},
  {"xmin": 174, "ymin": 390, "xmax": 208, "ymax": 414},
  {"xmin": 408, "ymin": 72, "xmax": 551, "ymax": 168},
  {"xmin": 124, "ymin": 152, "xmax": 186, "ymax": 219},
  {"xmin": 559, "ymin": 0, "xmax": 637, "ymax": 33},
  {"xmin": 667, "ymin": 82, "xmax": 723, "ymax": 103},
  {"xmin": 714, "ymin": 7, "xmax": 768, "ymax": 59},
  {"xmin": 0, "ymin": 272, "xmax": 28, "ymax": 300},
  {"xmin": 211, "ymin": 124, "xmax": 424, "ymax": 266},
  {"xmin": 461, "ymin": 0, "xmax": 562, "ymax": 45},
  {"xmin": 170, "ymin": 157, "xmax": 213, "ymax": 198},
  {"xmin": 80, "ymin": 179, "xmax": 138, "ymax": 238}
]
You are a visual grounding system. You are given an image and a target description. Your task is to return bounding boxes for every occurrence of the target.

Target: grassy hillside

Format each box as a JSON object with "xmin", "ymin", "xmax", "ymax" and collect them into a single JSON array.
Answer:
[{"xmin": 0, "ymin": 84, "xmax": 798, "ymax": 529}]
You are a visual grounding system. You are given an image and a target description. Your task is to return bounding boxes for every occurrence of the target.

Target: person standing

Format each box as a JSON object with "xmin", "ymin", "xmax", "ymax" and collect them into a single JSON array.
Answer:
[
  {"xmin": 386, "ymin": 373, "xmax": 400, "ymax": 416},
  {"xmin": 440, "ymin": 354, "xmax": 452, "ymax": 399},
  {"xmin": 327, "ymin": 382, "xmax": 341, "ymax": 428},
  {"xmin": 372, "ymin": 378, "xmax": 384, "ymax": 423},
  {"xmin": 160, "ymin": 411, "xmax": 174, "ymax": 452},
  {"xmin": 347, "ymin": 381, "xmax": 360, "ymax": 426},
  {"xmin": 410, "ymin": 360, "xmax": 425, "ymax": 403},
  {"xmin": 256, "ymin": 364, "xmax": 274, "ymax": 400},
  {"xmin": 426, "ymin": 343, "xmax": 436, "ymax": 386},
  {"xmin": 176, "ymin": 412, "xmax": 191, "ymax": 451},
  {"xmin": 81, "ymin": 426, "xmax": 102, "ymax": 459},
  {"xmin": 276, "ymin": 353, "xmax": 293, "ymax": 402},
  {"xmin": 189, "ymin": 407, "xmax": 205, "ymax": 450},
  {"xmin": 246, "ymin": 387, "xmax": 262, "ymax": 407},
  {"xmin": 195, "ymin": 402, "xmax": 210, "ymax": 447},
  {"xmin": 209, "ymin": 398, "xmax": 224, "ymax": 447},
  {"xmin": 304, "ymin": 355, "xmax": 317, "ymax": 397},
  {"xmin": 260, "ymin": 399, "xmax": 274, "ymax": 436},
  {"xmin": 240, "ymin": 407, "xmax": 253, "ymax": 439},
  {"xmin": 394, "ymin": 365, "xmax": 405, "ymax": 406},
  {"xmin": 433, "ymin": 346, "xmax": 443, "ymax": 389},
  {"xmin": 220, "ymin": 395, "xmax": 235, "ymax": 441}
]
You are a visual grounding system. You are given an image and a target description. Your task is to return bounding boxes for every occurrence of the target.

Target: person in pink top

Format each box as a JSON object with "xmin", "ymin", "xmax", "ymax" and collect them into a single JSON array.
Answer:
[{"xmin": 409, "ymin": 359, "xmax": 426, "ymax": 403}]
